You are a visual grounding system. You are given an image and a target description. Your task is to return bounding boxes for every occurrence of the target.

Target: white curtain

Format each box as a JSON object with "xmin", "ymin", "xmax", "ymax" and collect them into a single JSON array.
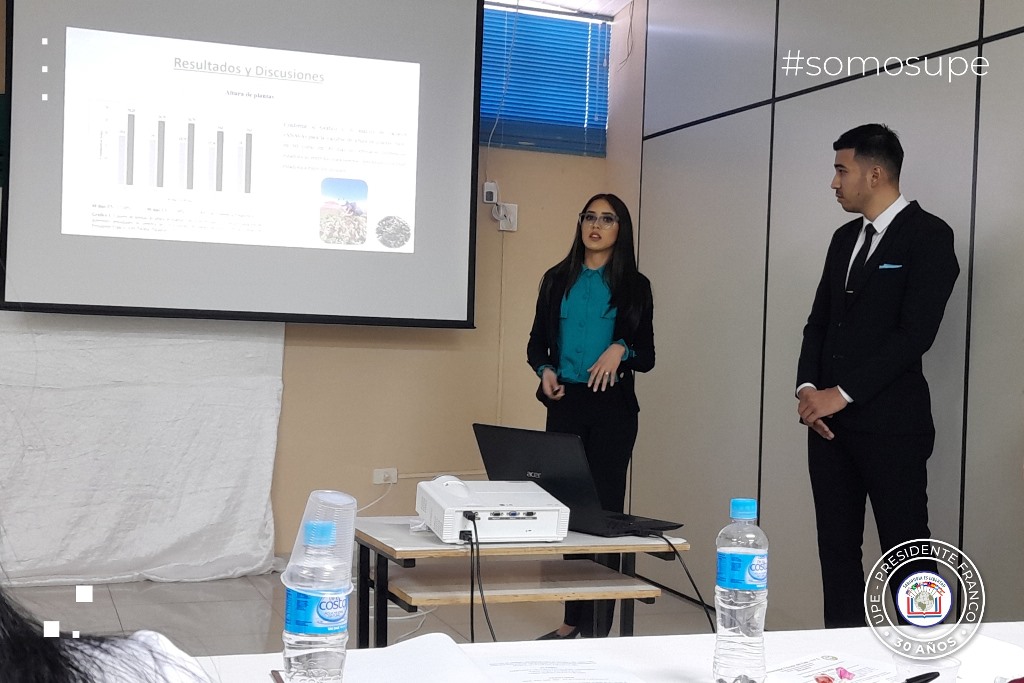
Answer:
[{"xmin": 0, "ymin": 312, "xmax": 284, "ymax": 585}]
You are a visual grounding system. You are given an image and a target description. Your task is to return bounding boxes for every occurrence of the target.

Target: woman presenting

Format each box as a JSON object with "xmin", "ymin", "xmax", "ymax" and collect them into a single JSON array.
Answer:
[{"xmin": 527, "ymin": 193, "xmax": 655, "ymax": 639}]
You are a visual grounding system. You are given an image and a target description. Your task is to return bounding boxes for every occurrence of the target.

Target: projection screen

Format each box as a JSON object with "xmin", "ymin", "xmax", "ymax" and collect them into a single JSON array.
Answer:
[{"xmin": 1, "ymin": 0, "xmax": 481, "ymax": 327}]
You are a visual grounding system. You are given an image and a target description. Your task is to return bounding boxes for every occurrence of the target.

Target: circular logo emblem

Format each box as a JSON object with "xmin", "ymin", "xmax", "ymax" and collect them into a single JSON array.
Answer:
[
  {"xmin": 864, "ymin": 539, "xmax": 985, "ymax": 659},
  {"xmin": 896, "ymin": 571, "xmax": 953, "ymax": 626}
]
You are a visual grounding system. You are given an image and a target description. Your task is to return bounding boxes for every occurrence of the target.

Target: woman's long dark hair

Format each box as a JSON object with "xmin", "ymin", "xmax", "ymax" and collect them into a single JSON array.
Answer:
[
  {"xmin": 0, "ymin": 584, "xmax": 205, "ymax": 682},
  {"xmin": 551, "ymin": 193, "xmax": 646, "ymax": 332},
  {"xmin": 0, "ymin": 586, "xmax": 88, "ymax": 681}
]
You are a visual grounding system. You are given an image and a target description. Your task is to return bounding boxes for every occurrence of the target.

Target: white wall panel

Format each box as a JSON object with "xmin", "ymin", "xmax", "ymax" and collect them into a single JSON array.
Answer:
[
  {"xmin": 640, "ymin": 0, "xmax": 1024, "ymax": 628},
  {"xmin": 777, "ymin": 0, "xmax": 980, "ymax": 96},
  {"xmin": 632, "ymin": 107, "xmax": 771, "ymax": 599},
  {"xmin": 984, "ymin": 1, "xmax": 1024, "ymax": 36},
  {"xmin": 763, "ymin": 54, "xmax": 975, "ymax": 628},
  {"xmin": 964, "ymin": 35, "xmax": 1024, "ymax": 622},
  {"xmin": 644, "ymin": 0, "xmax": 775, "ymax": 135}
]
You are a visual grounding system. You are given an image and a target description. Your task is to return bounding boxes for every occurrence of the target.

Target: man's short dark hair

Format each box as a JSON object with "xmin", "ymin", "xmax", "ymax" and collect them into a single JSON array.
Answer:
[{"xmin": 833, "ymin": 123, "xmax": 904, "ymax": 181}]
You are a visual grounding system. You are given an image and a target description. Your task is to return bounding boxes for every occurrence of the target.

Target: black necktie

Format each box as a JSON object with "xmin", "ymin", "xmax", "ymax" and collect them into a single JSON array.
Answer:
[{"xmin": 847, "ymin": 223, "xmax": 876, "ymax": 292}]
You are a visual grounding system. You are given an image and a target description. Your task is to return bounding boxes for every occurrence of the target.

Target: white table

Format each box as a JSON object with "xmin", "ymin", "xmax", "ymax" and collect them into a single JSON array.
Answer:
[{"xmin": 197, "ymin": 622, "xmax": 1024, "ymax": 682}]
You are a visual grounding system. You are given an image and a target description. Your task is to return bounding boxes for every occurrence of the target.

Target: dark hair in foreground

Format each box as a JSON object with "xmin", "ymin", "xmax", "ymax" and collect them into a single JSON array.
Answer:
[
  {"xmin": 0, "ymin": 585, "xmax": 203, "ymax": 682},
  {"xmin": 833, "ymin": 123, "xmax": 904, "ymax": 182},
  {"xmin": 550, "ymin": 193, "xmax": 648, "ymax": 332}
]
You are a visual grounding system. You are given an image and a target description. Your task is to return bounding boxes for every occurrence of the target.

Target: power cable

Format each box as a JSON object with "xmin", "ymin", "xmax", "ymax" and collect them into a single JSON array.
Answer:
[{"xmin": 650, "ymin": 533, "xmax": 716, "ymax": 633}]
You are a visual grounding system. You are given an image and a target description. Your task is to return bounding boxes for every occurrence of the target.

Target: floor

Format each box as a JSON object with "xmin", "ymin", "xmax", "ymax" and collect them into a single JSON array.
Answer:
[{"xmin": 8, "ymin": 570, "xmax": 716, "ymax": 657}]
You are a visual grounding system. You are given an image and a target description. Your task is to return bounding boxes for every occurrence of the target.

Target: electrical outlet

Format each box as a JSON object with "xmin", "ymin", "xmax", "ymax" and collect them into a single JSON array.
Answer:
[
  {"xmin": 498, "ymin": 202, "xmax": 517, "ymax": 231},
  {"xmin": 372, "ymin": 467, "xmax": 398, "ymax": 485}
]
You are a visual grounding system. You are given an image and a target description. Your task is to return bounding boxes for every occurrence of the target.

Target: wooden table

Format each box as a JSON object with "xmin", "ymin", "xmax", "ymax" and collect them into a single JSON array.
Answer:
[{"xmin": 354, "ymin": 515, "xmax": 689, "ymax": 648}]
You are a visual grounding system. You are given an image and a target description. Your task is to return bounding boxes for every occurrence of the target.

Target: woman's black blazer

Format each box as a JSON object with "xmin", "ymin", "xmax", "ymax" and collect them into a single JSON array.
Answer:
[{"xmin": 527, "ymin": 266, "xmax": 654, "ymax": 413}]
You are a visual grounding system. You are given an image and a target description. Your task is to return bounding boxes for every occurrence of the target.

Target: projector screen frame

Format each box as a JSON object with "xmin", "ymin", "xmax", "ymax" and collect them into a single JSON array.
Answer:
[{"xmin": 0, "ymin": 0, "xmax": 482, "ymax": 329}]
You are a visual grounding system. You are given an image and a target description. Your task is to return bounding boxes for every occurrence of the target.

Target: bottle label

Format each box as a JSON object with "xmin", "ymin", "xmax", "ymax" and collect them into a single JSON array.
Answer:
[
  {"xmin": 716, "ymin": 549, "xmax": 768, "ymax": 590},
  {"xmin": 284, "ymin": 587, "xmax": 350, "ymax": 635}
]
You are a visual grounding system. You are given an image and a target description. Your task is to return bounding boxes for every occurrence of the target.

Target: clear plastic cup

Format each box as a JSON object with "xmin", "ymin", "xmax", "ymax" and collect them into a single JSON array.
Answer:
[{"xmin": 285, "ymin": 490, "xmax": 357, "ymax": 588}]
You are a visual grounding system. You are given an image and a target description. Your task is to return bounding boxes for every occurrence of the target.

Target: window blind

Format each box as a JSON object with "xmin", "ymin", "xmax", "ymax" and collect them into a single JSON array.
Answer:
[{"xmin": 480, "ymin": 8, "xmax": 610, "ymax": 157}]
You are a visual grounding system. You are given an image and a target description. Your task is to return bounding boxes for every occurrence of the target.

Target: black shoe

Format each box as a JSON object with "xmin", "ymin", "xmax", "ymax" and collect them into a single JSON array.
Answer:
[{"xmin": 536, "ymin": 626, "xmax": 580, "ymax": 640}]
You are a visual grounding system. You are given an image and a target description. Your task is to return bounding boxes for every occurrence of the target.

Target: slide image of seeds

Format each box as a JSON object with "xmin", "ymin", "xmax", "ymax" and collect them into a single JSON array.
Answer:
[
  {"xmin": 320, "ymin": 178, "xmax": 368, "ymax": 245},
  {"xmin": 375, "ymin": 215, "xmax": 411, "ymax": 249}
]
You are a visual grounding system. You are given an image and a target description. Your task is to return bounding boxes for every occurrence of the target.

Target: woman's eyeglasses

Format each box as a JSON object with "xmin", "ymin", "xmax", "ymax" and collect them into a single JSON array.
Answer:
[{"xmin": 579, "ymin": 212, "xmax": 619, "ymax": 228}]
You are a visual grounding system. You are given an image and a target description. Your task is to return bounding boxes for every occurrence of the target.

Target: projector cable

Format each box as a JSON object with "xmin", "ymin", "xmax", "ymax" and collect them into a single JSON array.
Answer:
[
  {"xmin": 460, "ymin": 527, "xmax": 477, "ymax": 641},
  {"xmin": 650, "ymin": 532, "xmax": 716, "ymax": 633},
  {"xmin": 462, "ymin": 512, "xmax": 497, "ymax": 642}
]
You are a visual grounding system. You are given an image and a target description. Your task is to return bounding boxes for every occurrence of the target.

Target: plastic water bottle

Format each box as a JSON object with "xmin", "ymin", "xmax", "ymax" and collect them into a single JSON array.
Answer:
[
  {"xmin": 282, "ymin": 490, "xmax": 357, "ymax": 682},
  {"xmin": 713, "ymin": 498, "xmax": 769, "ymax": 683}
]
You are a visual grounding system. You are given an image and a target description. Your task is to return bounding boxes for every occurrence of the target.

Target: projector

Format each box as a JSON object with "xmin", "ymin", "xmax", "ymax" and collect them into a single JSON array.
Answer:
[{"xmin": 416, "ymin": 476, "xmax": 569, "ymax": 544}]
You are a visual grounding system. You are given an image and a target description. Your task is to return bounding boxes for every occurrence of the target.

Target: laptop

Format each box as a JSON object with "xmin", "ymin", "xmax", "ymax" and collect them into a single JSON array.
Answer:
[{"xmin": 472, "ymin": 423, "xmax": 683, "ymax": 538}]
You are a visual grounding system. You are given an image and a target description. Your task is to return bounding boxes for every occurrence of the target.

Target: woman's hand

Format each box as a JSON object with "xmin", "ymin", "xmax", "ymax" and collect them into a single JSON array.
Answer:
[
  {"xmin": 587, "ymin": 343, "xmax": 625, "ymax": 392},
  {"xmin": 541, "ymin": 367, "xmax": 565, "ymax": 401}
]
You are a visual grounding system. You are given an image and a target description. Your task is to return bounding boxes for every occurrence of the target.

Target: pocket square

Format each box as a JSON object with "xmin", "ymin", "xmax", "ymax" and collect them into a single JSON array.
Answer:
[{"xmin": 878, "ymin": 263, "xmax": 903, "ymax": 269}]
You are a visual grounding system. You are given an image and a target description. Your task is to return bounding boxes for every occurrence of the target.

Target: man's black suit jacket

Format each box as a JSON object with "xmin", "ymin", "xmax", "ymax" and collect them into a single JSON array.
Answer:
[{"xmin": 796, "ymin": 201, "xmax": 960, "ymax": 435}]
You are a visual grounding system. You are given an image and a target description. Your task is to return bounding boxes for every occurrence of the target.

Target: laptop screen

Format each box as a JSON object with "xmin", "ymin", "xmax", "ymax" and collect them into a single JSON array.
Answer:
[{"xmin": 472, "ymin": 423, "xmax": 605, "ymax": 513}]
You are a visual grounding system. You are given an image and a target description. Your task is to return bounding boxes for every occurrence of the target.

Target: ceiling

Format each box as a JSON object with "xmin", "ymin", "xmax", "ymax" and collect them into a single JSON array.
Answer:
[{"xmin": 486, "ymin": 0, "xmax": 633, "ymax": 19}]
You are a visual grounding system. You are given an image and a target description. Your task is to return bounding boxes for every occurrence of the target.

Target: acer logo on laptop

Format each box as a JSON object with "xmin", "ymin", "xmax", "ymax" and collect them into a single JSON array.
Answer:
[{"xmin": 526, "ymin": 470, "xmax": 543, "ymax": 479}]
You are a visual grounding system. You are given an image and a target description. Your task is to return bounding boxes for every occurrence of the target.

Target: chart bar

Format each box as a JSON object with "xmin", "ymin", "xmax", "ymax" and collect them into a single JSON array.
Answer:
[
  {"xmin": 215, "ymin": 129, "xmax": 224, "ymax": 192},
  {"xmin": 126, "ymin": 113, "xmax": 135, "ymax": 185},
  {"xmin": 186, "ymin": 123, "xmax": 195, "ymax": 190},
  {"xmin": 156, "ymin": 119, "xmax": 166, "ymax": 188},
  {"xmin": 245, "ymin": 133, "xmax": 253, "ymax": 194}
]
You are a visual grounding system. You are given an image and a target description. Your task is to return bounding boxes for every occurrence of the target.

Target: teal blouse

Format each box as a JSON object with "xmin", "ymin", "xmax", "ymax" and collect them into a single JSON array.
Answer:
[{"xmin": 532, "ymin": 267, "xmax": 633, "ymax": 383}]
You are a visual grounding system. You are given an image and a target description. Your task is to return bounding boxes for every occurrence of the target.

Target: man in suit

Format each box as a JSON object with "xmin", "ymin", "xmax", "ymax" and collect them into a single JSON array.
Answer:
[{"xmin": 795, "ymin": 123, "xmax": 960, "ymax": 628}]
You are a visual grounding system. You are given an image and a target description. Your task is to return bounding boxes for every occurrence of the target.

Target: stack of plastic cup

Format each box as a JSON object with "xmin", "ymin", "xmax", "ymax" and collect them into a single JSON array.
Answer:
[{"xmin": 282, "ymin": 490, "xmax": 358, "ymax": 682}]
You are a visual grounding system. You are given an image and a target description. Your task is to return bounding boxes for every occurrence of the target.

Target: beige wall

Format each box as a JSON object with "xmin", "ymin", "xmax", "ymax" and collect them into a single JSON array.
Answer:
[{"xmin": 606, "ymin": 0, "xmax": 647, "ymax": 214}]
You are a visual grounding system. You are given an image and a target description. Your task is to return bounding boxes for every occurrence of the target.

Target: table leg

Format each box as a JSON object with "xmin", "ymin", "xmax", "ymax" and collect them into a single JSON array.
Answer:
[
  {"xmin": 620, "ymin": 553, "xmax": 636, "ymax": 637},
  {"xmin": 373, "ymin": 552, "xmax": 390, "ymax": 648},
  {"xmin": 357, "ymin": 544, "xmax": 370, "ymax": 649}
]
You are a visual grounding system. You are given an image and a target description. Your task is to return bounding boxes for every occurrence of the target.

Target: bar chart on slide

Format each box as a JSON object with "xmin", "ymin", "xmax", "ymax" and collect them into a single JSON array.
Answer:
[
  {"xmin": 61, "ymin": 27, "xmax": 421, "ymax": 252},
  {"xmin": 93, "ymin": 104, "xmax": 254, "ymax": 194}
]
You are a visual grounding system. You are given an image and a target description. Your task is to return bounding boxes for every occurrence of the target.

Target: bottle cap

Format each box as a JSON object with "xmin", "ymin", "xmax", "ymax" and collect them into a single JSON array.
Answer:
[
  {"xmin": 303, "ymin": 519, "xmax": 337, "ymax": 546},
  {"xmin": 730, "ymin": 498, "xmax": 757, "ymax": 520}
]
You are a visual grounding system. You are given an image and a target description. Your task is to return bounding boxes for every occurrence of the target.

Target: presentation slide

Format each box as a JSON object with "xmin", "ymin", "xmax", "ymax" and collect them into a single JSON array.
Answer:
[
  {"xmin": 62, "ymin": 28, "xmax": 420, "ymax": 253},
  {"xmin": 2, "ymin": 0, "xmax": 481, "ymax": 326}
]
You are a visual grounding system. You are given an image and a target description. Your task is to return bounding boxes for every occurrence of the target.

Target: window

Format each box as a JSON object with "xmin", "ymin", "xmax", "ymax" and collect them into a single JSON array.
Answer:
[{"xmin": 480, "ymin": 8, "xmax": 610, "ymax": 157}]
